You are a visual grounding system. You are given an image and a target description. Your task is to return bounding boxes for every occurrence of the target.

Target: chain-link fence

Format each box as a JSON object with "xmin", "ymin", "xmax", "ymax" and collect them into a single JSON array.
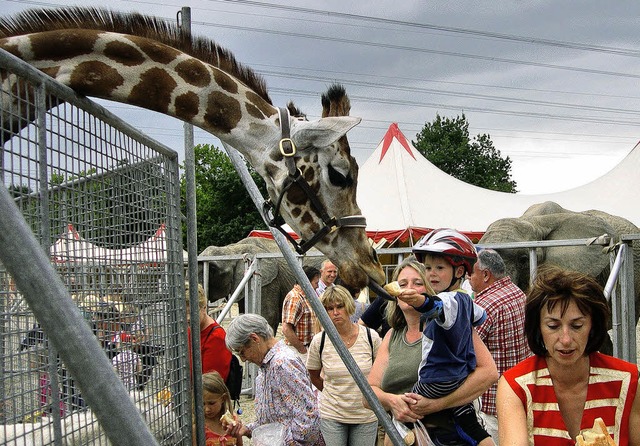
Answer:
[{"xmin": 1, "ymin": 49, "xmax": 189, "ymax": 444}]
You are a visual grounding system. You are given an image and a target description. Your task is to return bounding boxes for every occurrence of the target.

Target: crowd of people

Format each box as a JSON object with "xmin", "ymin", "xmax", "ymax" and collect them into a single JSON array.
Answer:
[{"xmin": 188, "ymin": 228, "xmax": 639, "ymax": 446}]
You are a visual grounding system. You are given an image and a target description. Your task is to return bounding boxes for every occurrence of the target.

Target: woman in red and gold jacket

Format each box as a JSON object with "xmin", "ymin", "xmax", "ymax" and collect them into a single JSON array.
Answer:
[{"xmin": 497, "ymin": 265, "xmax": 639, "ymax": 445}]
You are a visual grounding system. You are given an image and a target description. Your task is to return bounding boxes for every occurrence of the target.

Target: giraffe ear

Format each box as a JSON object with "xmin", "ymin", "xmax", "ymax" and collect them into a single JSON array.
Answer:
[{"xmin": 291, "ymin": 116, "xmax": 361, "ymax": 149}]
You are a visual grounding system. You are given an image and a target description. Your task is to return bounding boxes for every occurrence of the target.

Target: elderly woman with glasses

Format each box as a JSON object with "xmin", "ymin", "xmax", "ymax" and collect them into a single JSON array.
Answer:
[{"xmin": 225, "ymin": 313, "xmax": 324, "ymax": 446}]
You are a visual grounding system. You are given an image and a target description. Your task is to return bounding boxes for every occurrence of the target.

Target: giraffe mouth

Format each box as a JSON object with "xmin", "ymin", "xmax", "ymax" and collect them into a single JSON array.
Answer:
[{"xmin": 368, "ymin": 279, "xmax": 396, "ymax": 301}]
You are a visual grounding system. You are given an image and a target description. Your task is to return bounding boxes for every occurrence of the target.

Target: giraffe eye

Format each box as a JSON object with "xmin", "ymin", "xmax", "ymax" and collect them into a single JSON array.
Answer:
[{"xmin": 328, "ymin": 164, "xmax": 352, "ymax": 188}]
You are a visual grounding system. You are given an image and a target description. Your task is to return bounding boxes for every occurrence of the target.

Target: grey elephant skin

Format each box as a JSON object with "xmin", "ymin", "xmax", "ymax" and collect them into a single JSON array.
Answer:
[
  {"xmin": 199, "ymin": 237, "xmax": 324, "ymax": 331},
  {"xmin": 479, "ymin": 201, "xmax": 640, "ymax": 353}
]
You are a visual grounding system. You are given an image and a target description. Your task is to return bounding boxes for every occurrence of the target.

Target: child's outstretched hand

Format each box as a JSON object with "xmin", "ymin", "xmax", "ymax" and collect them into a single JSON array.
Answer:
[{"xmin": 396, "ymin": 288, "xmax": 426, "ymax": 308}]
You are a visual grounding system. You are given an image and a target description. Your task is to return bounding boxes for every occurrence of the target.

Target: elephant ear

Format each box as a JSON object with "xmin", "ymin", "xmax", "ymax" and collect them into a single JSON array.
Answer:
[{"xmin": 532, "ymin": 213, "xmax": 615, "ymax": 277}]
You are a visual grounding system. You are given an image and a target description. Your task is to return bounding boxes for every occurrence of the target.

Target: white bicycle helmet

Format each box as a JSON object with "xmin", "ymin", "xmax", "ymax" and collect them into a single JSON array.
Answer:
[{"xmin": 412, "ymin": 228, "xmax": 477, "ymax": 274}]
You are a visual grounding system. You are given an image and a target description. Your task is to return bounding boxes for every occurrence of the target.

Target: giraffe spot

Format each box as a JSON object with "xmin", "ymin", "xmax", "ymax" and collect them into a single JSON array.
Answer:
[
  {"xmin": 30, "ymin": 30, "xmax": 98, "ymax": 61},
  {"xmin": 127, "ymin": 36, "xmax": 181, "ymax": 64},
  {"xmin": 41, "ymin": 67, "xmax": 60, "ymax": 78},
  {"xmin": 213, "ymin": 70, "xmax": 238, "ymax": 94},
  {"xmin": 176, "ymin": 59, "xmax": 211, "ymax": 87},
  {"xmin": 264, "ymin": 162, "xmax": 279, "ymax": 180},
  {"xmin": 246, "ymin": 91, "xmax": 274, "ymax": 117},
  {"xmin": 303, "ymin": 167, "xmax": 315, "ymax": 182},
  {"xmin": 246, "ymin": 102, "xmax": 264, "ymax": 120},
  {"xmin": 248, "ymin": 121, "xmax": 272, "ymax": 138},
  {"xmin": 104, "ymin": 40, "xmax": 145, "ymax": 66},
  {"xmin": 204, "ymin": 92, "xmax": 241, "ymax": 134},
  {"xmin": 291, "ymin": 208, "xmax": 301, "ymax": 218},
  {"xmin": 69, "ymin": 61, "xmax": 124, "ymax": 96},
  {"xmin": 287, "ymin": 184, "xmax": 307, "ymax": 205},
  {"xmin": 301, "ymin": 211, "xmax": 320, "ymax": 232},
  {"xmin": 175, "ymin": 92, "xmax": 199, "ymax": 121},
  {"xmin": 268, "ymin": 151, "xmax": 282, "ymax": 163},
  {"xmin": 128, "ymin": 68, "xmax": 176, "ymax": 114}
]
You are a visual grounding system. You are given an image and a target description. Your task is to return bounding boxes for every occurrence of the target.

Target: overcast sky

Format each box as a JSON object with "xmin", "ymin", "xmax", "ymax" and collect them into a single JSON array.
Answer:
[{"xmin": 4, "ymin": 0, "xmax": 640, "ymax": 194}]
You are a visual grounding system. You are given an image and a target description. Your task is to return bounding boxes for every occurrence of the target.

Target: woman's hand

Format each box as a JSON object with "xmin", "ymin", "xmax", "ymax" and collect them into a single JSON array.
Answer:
[
  {"xmin": 387, "ymin": 393, "xmax": 422, "ymax": 423},
  {"xmin": 401, "ymin": 392, "xmax": 444, "ymax": 417}
]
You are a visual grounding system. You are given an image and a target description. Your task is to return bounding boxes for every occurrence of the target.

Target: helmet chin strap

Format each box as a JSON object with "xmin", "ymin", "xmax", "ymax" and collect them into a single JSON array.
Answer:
[{"xmin": 446, "ymin": 267, "xmax": 465, "ymax": 291}]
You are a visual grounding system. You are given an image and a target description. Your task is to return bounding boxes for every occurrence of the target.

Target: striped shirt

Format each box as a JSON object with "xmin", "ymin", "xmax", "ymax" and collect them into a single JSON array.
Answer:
[
  {"xmin": 307, "ymin": 325, "xmax": 381, "ymax": 423},
  {"xmin": 503, "ymin": 352, "xmax": 638, "ymax": 445},
  {"xmin": 475, "ymin": 276, "xmax": 530, "ymax": 415}
]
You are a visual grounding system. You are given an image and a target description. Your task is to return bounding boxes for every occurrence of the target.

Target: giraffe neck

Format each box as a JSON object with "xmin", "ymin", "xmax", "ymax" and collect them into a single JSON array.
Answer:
[
  {"xmin": 1, "ymin": 29, "xmax": 280, "ymax": 168},
  {"xmin": 0, "ymin": 8, "xmax": 387, "ymax": 289}
]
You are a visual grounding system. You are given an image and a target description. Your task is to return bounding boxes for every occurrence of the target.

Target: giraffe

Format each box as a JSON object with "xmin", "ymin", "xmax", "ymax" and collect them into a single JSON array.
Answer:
[{"xmin": 0, "ymin": 7, "xmax": 385, "ymax": 289}]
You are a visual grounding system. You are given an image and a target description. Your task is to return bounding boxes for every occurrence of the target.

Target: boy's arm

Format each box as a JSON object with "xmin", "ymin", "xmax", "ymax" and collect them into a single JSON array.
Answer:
[{"xmin": 397, "ymin": 289, "xmax": 442, "ymax": 319}]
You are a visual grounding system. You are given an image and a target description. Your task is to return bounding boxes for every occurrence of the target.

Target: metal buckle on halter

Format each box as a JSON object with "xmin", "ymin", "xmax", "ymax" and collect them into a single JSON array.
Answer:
[
  {"xmin": 268, "ymin": 106, "xmax": 368, "ymax": 254},
  {"xmin": 279, "ymin": 138, "xmax": 296, "ymax": 157}
]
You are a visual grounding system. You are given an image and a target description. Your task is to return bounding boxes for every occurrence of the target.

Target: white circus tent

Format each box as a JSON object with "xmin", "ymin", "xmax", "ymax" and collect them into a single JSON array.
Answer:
[
  {"xmin": 50, "ymin": 223, "xmax": 188, "ymax": 265},
  {"xmin": 355, "ymin": 123, "xmax": 640, "ymax": 245}
]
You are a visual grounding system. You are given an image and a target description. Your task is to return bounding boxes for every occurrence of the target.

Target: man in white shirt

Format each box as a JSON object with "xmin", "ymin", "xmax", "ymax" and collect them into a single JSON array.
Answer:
[{"xmin": 315, "ymin": 259, "xmax": 337, "ymax": 295}]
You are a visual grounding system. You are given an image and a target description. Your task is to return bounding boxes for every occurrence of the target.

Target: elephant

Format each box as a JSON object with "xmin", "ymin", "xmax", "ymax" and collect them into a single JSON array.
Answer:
[
  {"xmin": 198, "ymin": 237, "xmax": 324, "ymax": 332},
  {"xmin": 479, "ymin": 201, "xmax": 640, "ymax": 354}
]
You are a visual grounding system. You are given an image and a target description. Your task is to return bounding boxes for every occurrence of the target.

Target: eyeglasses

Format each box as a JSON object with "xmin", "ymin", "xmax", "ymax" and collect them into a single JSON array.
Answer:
[{"xmin": 233, "ymin": 340, "xmax": 251, "ymax": 357}]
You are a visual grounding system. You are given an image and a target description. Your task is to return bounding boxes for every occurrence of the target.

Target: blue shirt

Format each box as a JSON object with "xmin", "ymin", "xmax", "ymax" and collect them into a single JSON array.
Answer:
[{"xmin": 415, "ymin": 289, "xmax": 486, "ymax": 384}]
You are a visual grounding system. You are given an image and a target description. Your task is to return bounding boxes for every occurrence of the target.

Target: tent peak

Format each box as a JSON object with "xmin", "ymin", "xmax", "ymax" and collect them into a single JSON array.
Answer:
[{"xmin": 379, "ymin": 123, "xmax": 416, "ymax": 163}]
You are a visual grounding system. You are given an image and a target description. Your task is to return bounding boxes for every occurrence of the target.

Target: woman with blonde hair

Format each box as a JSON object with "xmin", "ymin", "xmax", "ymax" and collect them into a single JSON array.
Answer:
[
  {"xmin": 366, "ymin": 256, "xmax": 497, "ymax": 445},
  {"xmin": 307, "ymin": 285, "xmax": 381, "ymax": 445}
]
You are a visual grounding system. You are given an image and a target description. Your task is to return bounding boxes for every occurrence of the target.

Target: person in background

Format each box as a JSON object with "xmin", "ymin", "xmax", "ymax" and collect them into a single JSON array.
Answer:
[
  {"xmin": 185, "ymin": 282, "xmax": 232, "ymax": 380},
  {"xmin": 468, "ymin": 249, "xmax": 530, "ymax": 443},
  {"xmin": 111, "ymin": 341, "xmax": 142, "ymax": 391},
  {"xmin": 399, "ymin": 229, "xmax": 494, "ymax": 445},
  {"xmin": 316, "ymin": 259, "xmax": 338, "ymax": 296},
  {"xmin": 366, "ymin": 256, "xmax": 498, "ymax": 446},
  {"xmin": 497, "ymin": 265, "xmax": 640, "ymax": 445},
  {"xmin": 225, "ymin": 314, "xmax": 324, "ymax": 446},
  {"xmin": 195, "ymin": 371, "xmax": 243, "ymax": 446},
  {"xmin": 359, "ymin": 295, "xmax": 391, "ymax": 339},
  {"xmin": 282, "ymin": 265, "xmax": 320, "ymax": 361},
  {"xmin": 307, "ymin": 285, "xmax": 381, "ymax": 446},
  {"xmin": 334, "ymin": 278, "xmax": 369, "ymax": 323}
]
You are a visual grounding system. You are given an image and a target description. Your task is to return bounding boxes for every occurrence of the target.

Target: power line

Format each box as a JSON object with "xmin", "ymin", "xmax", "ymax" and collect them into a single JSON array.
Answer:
[{"xmin": 209, "ymin": 0, "xmax": 640, "ymax": 58}]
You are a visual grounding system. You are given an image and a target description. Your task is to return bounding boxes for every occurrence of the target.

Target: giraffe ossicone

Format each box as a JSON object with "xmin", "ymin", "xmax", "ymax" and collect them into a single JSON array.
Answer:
[{"xmin": 0, "ymin": 7, "xmax": 385, "ymax": 289}]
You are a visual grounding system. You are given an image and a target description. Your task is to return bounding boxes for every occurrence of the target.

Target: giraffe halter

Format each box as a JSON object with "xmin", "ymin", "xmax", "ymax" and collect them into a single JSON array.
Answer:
[{"xmin": 263, "ymin": 107, "xmax": 368, "ymax": 255}]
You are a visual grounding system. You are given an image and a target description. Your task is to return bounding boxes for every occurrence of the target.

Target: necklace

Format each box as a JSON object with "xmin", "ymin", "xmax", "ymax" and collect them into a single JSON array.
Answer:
[{"xmin": 340, "ymin": 324, "xmax": 358, "ymax": 347}]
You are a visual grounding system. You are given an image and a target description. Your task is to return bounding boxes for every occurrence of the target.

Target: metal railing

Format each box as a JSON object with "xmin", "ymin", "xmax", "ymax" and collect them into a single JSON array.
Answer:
[{"xmin": 1, "ymin": 48, "xmax": 189, "ymax": 445}]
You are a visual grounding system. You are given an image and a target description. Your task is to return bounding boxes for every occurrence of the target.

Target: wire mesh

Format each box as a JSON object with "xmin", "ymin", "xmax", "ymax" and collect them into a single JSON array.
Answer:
[{"xmin": 1, "ymin": 52, "xmax": 189, "ymax": 445}]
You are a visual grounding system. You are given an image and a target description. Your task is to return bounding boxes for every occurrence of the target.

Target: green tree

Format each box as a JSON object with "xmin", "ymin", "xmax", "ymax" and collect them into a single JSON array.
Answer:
[
  {"xmin": 413, "ymin": 113, "xmax": 517, "ymax": 192},
  {"xmin": 181, "ymin": 144, "xmax": 268, "ymax": 251}
]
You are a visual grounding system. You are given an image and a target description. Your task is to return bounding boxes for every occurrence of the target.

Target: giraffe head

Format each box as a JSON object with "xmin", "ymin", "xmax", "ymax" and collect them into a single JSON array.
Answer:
[
  {"xmin": 260, "ymin": 85, "xmax": 385, "ymax": 288},
  {"xmin": 0, "ymin": 7, "xmax": 385, "ymax": 288}
]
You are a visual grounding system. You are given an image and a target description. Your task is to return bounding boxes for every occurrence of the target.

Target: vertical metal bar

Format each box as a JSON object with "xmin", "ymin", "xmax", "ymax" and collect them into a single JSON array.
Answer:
[
  {"xmin": 221, "ymin": 142, "xmax": 405, "ymax": 446},
  {"xmin": 36, "ymin": 82, "xmax": 65, "ymax": 445},
  {"xmin": 178, "ymin": 6, "xmax": 203, "ymax": 446},
  {"xmin": 528, "ymin": 248, "xmax": 537, "ymax": 287},
  {"xmin": 165, "ymin": 149, "xmax": 190, "ymax": 438},
  {"xmin": 608, "ymin": 247, "xmax": 622, "ymax": 359},
  {"xmin": 621, "ymin": 242, "xmax": 636, "ymax": 362}
]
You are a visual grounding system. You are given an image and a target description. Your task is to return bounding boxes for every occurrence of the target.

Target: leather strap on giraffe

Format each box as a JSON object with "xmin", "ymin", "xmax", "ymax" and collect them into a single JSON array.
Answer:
[{"xmin": 263, "ymin": 108, "xmax": 367, "ymax": 255}]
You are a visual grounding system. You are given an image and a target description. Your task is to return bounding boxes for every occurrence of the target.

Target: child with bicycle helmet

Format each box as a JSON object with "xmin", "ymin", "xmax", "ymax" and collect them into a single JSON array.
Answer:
[{"xmin": 398, "ymin": 228, "xmax": 494, "ymax": 445}]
